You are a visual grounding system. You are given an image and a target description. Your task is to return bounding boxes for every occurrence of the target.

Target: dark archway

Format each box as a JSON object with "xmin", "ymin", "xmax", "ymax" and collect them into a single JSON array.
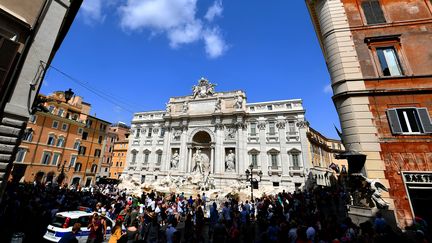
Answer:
[{"xmin": 192, "ymin": 131, "xmax": 211, "ymax": 144}]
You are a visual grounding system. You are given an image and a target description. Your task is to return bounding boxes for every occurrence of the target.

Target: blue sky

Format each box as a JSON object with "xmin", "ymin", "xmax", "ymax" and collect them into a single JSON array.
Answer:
[{"xmin": 41, "ymin": 0, "xmax": 340, "ymax": 138}]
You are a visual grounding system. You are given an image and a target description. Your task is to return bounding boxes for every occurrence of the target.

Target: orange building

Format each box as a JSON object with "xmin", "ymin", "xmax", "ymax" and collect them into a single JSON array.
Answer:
[
  {"xmin": 306, "ymin": 0, "xmax": 432, "ymax": 227},
  {"xmin": 12, "ymin": 91, "xmax": 111, "ymax": 187},
  {"xmin": 108, "ymin": 123, "xmax": 130, "ymax": 179},
  {"xmin": 102, "ymin": 122, "xmax": 129, "ymax": 179}
]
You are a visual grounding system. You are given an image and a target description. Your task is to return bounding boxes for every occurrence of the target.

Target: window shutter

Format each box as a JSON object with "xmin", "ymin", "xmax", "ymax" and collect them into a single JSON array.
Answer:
[
  {"xmin": 387, "ymin": 109, "xmax": 403, "ymax": 134},
  {"xmin": 417, "ymin": 108, "xmax": 432, "ymax": 133},
  {"xmin": 0, "ymin": 36, "xmax": 19, "ymax": 94},
  {"xmin": 370, "ymin": 1, "xmax": 386, "ymax": 23},
  {"xmin": 361, "ymin": 2, "xmax": 375, "ymax": 24}
]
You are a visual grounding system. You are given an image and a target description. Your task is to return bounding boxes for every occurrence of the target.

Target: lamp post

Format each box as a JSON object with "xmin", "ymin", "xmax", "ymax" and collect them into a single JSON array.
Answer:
[
  {"xmin": 32, "ymin": 88, "xmax": 74, "ymax": 114},
  {"xmin": 245, "ymin": 164, "xmax": 263, "ymax": 201},
  {"xmin": 57, "ymin": 160, "xmax": 72, "ymax": 185}
]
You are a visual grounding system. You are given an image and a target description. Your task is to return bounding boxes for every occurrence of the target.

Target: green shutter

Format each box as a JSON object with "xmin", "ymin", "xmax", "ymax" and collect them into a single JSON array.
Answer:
[
  {"xmin": 417, "ymin": 108, "xmax": 432, "ymax": 133},
  {"xmin": 387, "ymin": 109, "xmax": 403, "ymax": 134}
]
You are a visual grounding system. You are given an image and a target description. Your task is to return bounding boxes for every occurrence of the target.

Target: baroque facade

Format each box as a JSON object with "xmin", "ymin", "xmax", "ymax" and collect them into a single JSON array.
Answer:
[{"xmin": 124, "ymin": 79, "xmax": 311, "ymax": 191}]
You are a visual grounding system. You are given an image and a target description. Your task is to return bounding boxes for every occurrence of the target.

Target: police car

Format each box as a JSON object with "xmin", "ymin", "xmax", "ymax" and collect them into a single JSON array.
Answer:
[{"xmin": 43, "ymin": 209, "xmax": 117, "ymax": 242}]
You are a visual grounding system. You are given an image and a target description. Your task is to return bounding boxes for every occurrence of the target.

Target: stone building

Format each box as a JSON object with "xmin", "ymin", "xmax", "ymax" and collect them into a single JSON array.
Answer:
[
  {"xmin": 108, "ymin": 122, "xmax": 130, "ymax": 179},
  {"xmin": 123, "ymin": 79, "xmax": 311, "ymax": 191},
  {"xmin": 306, "ymin": 0, "xmax": 432, "ymax": 227},
  {"xmin": 306, "ymin": 126, "xmax": 346, "ymax": 187},
  {"xmin": 12, "ymin": 91, "xmax": 110, "ymax": 187},
  {"xmin": 0, "ymin": 0, "xmax": 82, "ymax": 200}
]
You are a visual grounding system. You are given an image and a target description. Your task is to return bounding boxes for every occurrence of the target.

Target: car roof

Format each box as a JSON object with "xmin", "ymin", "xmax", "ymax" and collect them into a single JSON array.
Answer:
[{"xmin": 56, "ymin": 211, "xmax": 93, "ymax": 218}]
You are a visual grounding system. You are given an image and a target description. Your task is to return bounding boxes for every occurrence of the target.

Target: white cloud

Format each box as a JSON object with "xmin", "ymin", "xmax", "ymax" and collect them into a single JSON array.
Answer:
[
  {"xmin": 205, "ymin": 0, "xmax": 223, "ymax": 22},
  {"xmin": 204, "ymin": 28, "xmax": 227, "ymax": 58},
  {"xmin": 118, "ymin": 0, "xmax": 228, "ymax": 58},
  {"xmin": 323, "ymin": 84, "xmax": 333, "ymax": 94},
  {"xmin": 80, "ymin": 0, "xmax": 106, "ymax": 24}
]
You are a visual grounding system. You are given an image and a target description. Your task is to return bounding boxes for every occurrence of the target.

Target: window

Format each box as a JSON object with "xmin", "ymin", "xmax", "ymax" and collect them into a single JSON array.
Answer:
[
  {"xmin": 29, "ymin": 115, "xmax": 37, "ymax": 123},
  {"xmin": 292, "ymin": 154, "xmax": 300, "ymax": 169},
  {"xmin": 286, "ymin": 104, "xmax": 292, "ymax": 109},
  {"xmin": 70, "ymin": 155, "xmax": 77, "ymax": 167},
  {"xmin": 52, "ymin": 153, "xmax": 60, "ymax": 165},
  {"xmin": 288, "ymin": 121, "xmax": 296, "ymax": 134},
  {"xmin": 98, "ymin": 136, "xmax": 103, "ymax": 144},
  {"xmin": 268, "ymin": 122, "xmax": 276, "ymax": 135},
  {"xmin": 271, "ymin": 154, "xmax": 278, "ymax": 168},
  {"xmin": 250, "ymin": 123, "xmax": 257, "ymax": 136},
  {"xmin": 160, "ymin": 128, "xmax": 166, "ymax": 137},
  {"xmin": 267, "ymin": 105, "xmax": 273, "ymax": 110},
  {"xmin": 361, "ymin": 0, "xmax": 386, "ymax": 25},
  {"xmin": 48, "ymin": 105, "xmax": 55, "ymax": 113},
  {"xmin": 79, "ymin": 146, "xmax": 87, "ymax": 155},
  {"xmin": 61, "ymin": 123, "xmax": 68, "ymax": 131},
  {"xmin": 135, "ymin": 129, "xmax": 140, "ymax": 138},
  {"xmin": 73, "ymin": 141, "xmax": 80, "ymax": 150},
  {"xmin": 157, "ymin": 153, "xmax": 162, "ymax": 165},
  {"xmin": 387, "ymin": 108, "xmax": 432, "ymax": 135},
  {"xmin": 100, "ymin": 124, "xmax": 106, "ymax": 131},
  {"xmin": 74, "ymin": 163, "xmax": 82, "ymax": 172},
  {"xmin": 82, "ymin": 132, "xmax": 88, "ymax": 140},
  {"xmin": 105, "ymin": 168, "xmax": 108, "ymax": 172},
  {"xmin": 57, "ymin": 109, "xmax": 64, "ymax": 117},
  {"xmin": 147, "ymin": 128, "xmax": 152, "ymax": 137},
  {"xmin": 131, "ymin": 151, "xmax": 137, "ymax": 164},
  {"xmin": 144, "ymin": 153, "xmax": 149, "ymax": 164},
  {"xmin": 85, "ymin": 119, "xmax": 92, "ymax": 128},
  {"xmin": 52, "ymin": 121, "xmax": 59, "ymax": 129},
  {"xmin": 120, "ymin": 162, "xmax": 122, "ymax": 167},
  {"xmin": 23, "ymin": 130, "xmax": 33, "ymax": 142},
  {"xmin": 376, "ymin": 47, "xmax": 402, "ymax": 76},
  {"xmin": 273, "ymin": 182, "xmax": 280, "ymax": 187},
  {"xmin": 250, "ymin": 107, "xmax": 255, "ymax": 111},
  {"xmin": 15, "ymin": 148, "xmax": 26, "ymax": 162},
  {"xmin": 47, "ymin": 135, "xmax": 56, "ymax": 146},
  {"xmin": 56, "ymin": 137, "xmax": 65, "ymax": 147},
  {"xmin": 116, "ymin": 162, "xmax": 119, "ymax": 166},
  {"xmin": 41, "ymin": 152, "xmax": 51, "ymax": 165},
  {"xmin": 94, "ymin": 149, "xmax": 101, "ymax": 157},
  {"xmin": 91, "ymin": 164, "xmax": 98, "ymax": 173},
  {"xmin": 251, "ymin": 154, "xmax": 258, "ymax": 168},
  {"xmin": 78, "ymin": 128, "xmax": 83, "ymax": 135}
]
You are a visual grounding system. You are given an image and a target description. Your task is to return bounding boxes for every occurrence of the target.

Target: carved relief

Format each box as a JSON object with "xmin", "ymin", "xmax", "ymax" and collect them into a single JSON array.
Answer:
[
  {"xmin": 257, "ymin": 122, "xmax": 266, "ymax": 130},
  {"xmin": 225, "ymin": 127, "xmax": 236, "ymax": 140},
  {"xmin": 296, "ymin": 121, "xmax": 309, "ymax": 128},
  {"xmin": 192, "ymin": 78, "xmax": 216, "ymax": 98},
  {"xmin": 276, "ymin": 121, "xmax": 285, "ymax": 129}
]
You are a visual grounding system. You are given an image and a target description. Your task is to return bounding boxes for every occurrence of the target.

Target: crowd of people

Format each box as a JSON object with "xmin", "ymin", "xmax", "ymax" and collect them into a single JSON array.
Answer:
[{"xmin": 0, "ymin": 180, "xmax": 430, "ymax": 243}]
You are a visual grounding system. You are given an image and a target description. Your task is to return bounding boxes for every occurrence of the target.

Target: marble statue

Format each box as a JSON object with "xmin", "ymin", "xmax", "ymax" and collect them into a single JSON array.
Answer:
[
  {"xmin": 192, "ymin": 148, "xmax": 209, "ymax": 174},
  {"xmin": 235, "ymin": 95, "xmax": 243, "ymax": 109},
  {"xmin": 173, "ymin": 129, "xmax": 182, "ymax": 140},
  {"xmin": 170, "ymin": 150, "xmax": 180, "ymax": 169},
  {"xmin": 225, "ymin": 150, "xmax": 236, "ymax": 172},
  {"xmin": 182, "ymin": 101, "xmax": 189, "ymax": 113},
  {"xmin": 165, "ymin": 103, "xmax": 171, "ymax": 113},
  {"xmin": 192, "ymin": 78, "xmax": 217, "ymax": 98},
  {"xmin": 215, "ymin": 97, "xmax": 221, "ymax": 112},
  {"xmin": 350, "ymin": 173, "xmax": 389, "ymax": 209},
  {"xmin": 226, "ymin": 127, "xmax": 236, "ymax": 140}
]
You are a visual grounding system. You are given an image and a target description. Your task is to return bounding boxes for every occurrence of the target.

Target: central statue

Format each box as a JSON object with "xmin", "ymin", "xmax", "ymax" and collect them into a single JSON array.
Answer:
[
  {"xmin": 192, "ymin": 78, "xmax": 216, "ymax": 99},
  {"xmin": 192, "ymin": 148, "xmax": 210, "ymax": 174}
]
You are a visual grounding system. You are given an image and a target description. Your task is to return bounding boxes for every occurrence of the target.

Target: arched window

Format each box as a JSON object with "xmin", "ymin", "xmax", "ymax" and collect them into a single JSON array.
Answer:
[
  {"xmin": 23, "ymin": 129, "xmax": 33, "ymax": 142},
  {"xmin": 47, "ymin": 134, "xmax": 56, "ymax": 146},
  {"xmin": 73, "ymin": 140, "xmax": 80, "ymax": 150},
  {"xmin": 56, "ymin": 136, "xmax": 65, "ymax": 147},
  {"xmin": 74, "ymin": 162, "xmax": 82, "ymax": 172}
]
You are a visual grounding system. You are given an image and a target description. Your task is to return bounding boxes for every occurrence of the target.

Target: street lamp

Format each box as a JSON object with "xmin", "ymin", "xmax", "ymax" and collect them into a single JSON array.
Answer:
[
  {"xmin": 245, "ymin": 164, "xmax": 263, "ymax": 201},
  {"xmin": 32, "ymin": 88, "xmax": 74, "ymax": 114},
  {"xmin": 57, "ymin": 160, "xmax": 72, "ymax": 185}
]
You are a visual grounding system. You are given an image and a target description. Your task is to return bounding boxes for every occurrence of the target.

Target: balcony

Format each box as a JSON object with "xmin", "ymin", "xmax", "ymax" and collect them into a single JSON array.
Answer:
[
  {"xmin": 289, "ymin": 166, "xmax": 304, "ymax": 177},
  {"xmin": 266, "ymin": 133, "xmax": 279, "ymax": 142},
  {"xmin": 267, "ymin": 165, "xmax": 282, "ymax": 176}
]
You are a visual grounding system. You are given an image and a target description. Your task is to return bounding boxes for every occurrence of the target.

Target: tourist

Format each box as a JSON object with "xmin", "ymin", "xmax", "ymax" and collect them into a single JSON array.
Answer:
[
  {"xmin": 109, "ymin": 221, "xmax": 126, "ymax": 243},
  {"xmin": 59, "ymin": 223, "xmax": 81, "ymax": 243}
]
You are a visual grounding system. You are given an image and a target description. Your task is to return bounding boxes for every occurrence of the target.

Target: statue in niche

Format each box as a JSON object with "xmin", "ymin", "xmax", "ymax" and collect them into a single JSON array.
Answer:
[
  {"xmin": 182, "ymin": 101, "xmax": 189, "ymax": 113},
  {"xmin": 170, "ymin": 150, "xmax": 180, "ymax": 169},
  {"xmin": 192, "ymin": 148, "xmax": 209, "ymax": 174},
  {"xmin": 235, "ymin": 95, "xmax": 243, "ymax": 109},
  {"xmin": 215, "ymin": 97, "xmax": 221, "ymax": 112},
  {"xmin": 225, "ymin": 150, "xmax": 236, "ymax": 172}
]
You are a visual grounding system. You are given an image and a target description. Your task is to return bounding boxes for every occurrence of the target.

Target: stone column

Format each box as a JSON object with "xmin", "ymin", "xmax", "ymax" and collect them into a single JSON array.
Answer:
[
  {"xmin": 179, "ymin": 128, "xmax": 188, "ymax": 172},
  {"xmin": 278, "ymin": 120, "xmax": 289, "ymax": 174},
  {"xmin": 163, "ymin": 126, "xmax": 171, "ymax": 172},
  {"xmin": 210, "ymin": 145, "xmax": 215, "ymax": 174},
  {"xmin": 188, "ymin": 147, "xmax": 193, "ymax": 173},
  {"xmin": 237, "ymin": 123, "xmax": 246, "ymax": 174},
  {"xmin": 214, "ymin": 125, "xmax": 224, "ymax": 174},
  {"xmin": 258, "ymin": 121, "xmax": 268, "ymax": 175}
]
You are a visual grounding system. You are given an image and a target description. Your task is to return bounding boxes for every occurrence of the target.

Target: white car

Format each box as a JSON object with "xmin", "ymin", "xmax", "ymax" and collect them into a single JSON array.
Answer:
[{"xmin": 43, "ymin": 210, "xmax": 117, "ymax": 242}]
